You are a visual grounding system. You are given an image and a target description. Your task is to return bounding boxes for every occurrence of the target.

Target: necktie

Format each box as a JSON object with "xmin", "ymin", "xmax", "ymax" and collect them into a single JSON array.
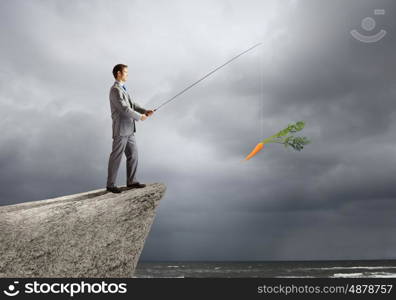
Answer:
[
  {"xmin": 122, "ymin": 84, "xmax": 136, "ymax": 133},
  {"xmin": 122, "ymin": 85, "xmax": 134, "ymax": 109}
]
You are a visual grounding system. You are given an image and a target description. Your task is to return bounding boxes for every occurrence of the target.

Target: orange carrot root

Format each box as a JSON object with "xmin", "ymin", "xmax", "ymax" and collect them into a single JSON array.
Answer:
[{"xmin": 244, "ymin": 142, "xmax": 264, "ymax": 160}]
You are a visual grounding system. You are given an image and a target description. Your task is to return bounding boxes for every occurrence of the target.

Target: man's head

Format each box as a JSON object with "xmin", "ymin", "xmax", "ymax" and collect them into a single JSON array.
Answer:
[{"xmin": 112, "ymin": 64, "xmax": 128, "ymax": 82}]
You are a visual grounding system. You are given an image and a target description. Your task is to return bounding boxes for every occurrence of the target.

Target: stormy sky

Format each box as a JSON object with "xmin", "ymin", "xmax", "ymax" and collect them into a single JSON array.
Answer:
[{"xmin": 1, "ymin": 0, "xmax": 395, "ymax": 261}]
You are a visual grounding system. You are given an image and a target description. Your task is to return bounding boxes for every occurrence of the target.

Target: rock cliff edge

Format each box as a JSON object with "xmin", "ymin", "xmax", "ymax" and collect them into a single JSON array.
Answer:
[{"xmin": 0, "ymin": 183, "xmax": 166, "ymax": 278}]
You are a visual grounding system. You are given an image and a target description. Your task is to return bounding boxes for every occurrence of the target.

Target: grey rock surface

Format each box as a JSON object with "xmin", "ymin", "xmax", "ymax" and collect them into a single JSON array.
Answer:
[{"xmin": 0, "ymin": 183, "xmax": 166, "ymax": 278}]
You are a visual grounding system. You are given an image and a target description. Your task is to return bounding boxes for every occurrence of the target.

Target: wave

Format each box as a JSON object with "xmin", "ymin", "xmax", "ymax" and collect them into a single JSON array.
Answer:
[
  {"xmin": 275, "ymin": 276, "xmax": 315, "ymax": 278},
  {"xmin": 370, "ymin": 272, "xmax": 396, "ymax": 278},
  {"xmin": 331, "ymin": 272, "xmax": 396, "ymax": 278},
  {"xmin": 332, "ymin": 273, "xmax": 365, "ymax": 278},
  {"xmin": 298, "ymin": 266, "xmax": 396, "ymax": 271}
]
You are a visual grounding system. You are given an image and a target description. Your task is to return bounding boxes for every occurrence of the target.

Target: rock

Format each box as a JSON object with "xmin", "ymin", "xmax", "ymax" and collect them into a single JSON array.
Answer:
[{"xmin": 0, "ymin": 183, "xmax": 166, "ymax": 278}]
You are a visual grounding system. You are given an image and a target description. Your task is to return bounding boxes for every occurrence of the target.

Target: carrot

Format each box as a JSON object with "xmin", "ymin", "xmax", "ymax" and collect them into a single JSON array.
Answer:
[
  {"xmin": 244, "ymin": 142, "xmax": 265, "ymax": 160},
  {"xmin": 244, "ymin": 121, "xmax": 311, "ymax": 161}
]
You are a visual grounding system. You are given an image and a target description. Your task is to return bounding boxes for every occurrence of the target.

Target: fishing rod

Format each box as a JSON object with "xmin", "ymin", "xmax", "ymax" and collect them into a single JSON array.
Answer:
[{"xmin": 153, "ymin": 42, "xmax": 262, "ymax": 112}]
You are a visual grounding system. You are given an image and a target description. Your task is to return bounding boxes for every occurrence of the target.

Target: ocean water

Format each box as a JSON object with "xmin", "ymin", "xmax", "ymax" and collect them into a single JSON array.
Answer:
[{"xmin": 134, "ymin": 260, "xmax": 396, "ymax": 278}]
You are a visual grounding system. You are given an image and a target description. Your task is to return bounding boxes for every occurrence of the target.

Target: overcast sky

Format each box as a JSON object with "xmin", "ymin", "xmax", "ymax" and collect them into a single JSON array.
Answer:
[{"xmin": 1, "ymin": 0, "xmax": 395, "ymax": 261}]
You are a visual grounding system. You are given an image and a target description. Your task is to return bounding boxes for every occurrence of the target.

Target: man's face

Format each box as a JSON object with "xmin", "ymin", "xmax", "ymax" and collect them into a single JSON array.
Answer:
[{"xmin": 118, "ymin": 67, "xmax": 128, "ymax": 82}]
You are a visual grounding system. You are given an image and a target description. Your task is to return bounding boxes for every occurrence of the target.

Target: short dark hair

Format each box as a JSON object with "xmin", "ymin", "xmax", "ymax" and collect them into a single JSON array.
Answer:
[{"xmin": 112, "ymin": 64, "xmax": 128, "ymax": 79}]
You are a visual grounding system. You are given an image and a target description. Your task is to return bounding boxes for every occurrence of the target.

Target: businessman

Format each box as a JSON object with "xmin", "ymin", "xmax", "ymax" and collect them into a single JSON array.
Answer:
[{"xmin": 106, "ymin": 64, "xmax": 154, "ymax": 193}]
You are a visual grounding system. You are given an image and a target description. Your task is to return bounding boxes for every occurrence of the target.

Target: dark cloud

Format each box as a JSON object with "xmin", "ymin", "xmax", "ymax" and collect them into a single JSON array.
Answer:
[{"xmin": 0, "ymin": 0, "xmax": 395, "ymax": 261}]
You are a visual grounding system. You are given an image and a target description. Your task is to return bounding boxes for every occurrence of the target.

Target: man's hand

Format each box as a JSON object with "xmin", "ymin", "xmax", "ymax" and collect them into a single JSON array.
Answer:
[
  {"xmin": 145, "ymin": 110, "xmax": 154, "ymax": 117},
  {"xmin": 140, "ymin": 114, "xmax": 148, "ymax": 121}
]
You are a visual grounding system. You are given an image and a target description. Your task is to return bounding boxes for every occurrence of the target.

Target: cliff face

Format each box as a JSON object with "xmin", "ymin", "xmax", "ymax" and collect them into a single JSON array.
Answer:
[{"xmin": 0, "ymin": 183, "xmax": 166, "ymax": 278}]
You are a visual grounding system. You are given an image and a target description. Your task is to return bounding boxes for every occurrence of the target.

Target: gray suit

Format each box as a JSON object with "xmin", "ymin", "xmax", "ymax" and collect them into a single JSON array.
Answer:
[{"xmin": 106, "ymin": 81, "xmax": 148, "ymax": 188}]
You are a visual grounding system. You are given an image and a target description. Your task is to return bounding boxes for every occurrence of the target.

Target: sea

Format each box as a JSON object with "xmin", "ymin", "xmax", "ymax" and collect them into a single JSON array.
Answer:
[{"xmin": 134, "ymin": 260, "xmax": 396, "ymax": 278}]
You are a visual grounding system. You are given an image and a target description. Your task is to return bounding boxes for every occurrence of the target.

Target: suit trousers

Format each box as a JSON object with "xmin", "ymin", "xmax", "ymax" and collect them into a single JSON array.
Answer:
[{"xmin": 106, "ymin": 134, "xmax": 138, "ymax": 188}]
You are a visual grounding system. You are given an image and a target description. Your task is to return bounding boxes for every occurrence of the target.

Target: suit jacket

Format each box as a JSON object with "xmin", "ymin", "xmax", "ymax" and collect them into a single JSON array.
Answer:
[{"xmin": 109, "ymin": 81, "xmax": 147, "ymax": 138}]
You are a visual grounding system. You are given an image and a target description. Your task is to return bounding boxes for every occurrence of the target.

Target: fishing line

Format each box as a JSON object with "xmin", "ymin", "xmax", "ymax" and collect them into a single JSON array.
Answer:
[{"xmin": 259, "ymin": 43, "xmax": 264, "ymax": 139}]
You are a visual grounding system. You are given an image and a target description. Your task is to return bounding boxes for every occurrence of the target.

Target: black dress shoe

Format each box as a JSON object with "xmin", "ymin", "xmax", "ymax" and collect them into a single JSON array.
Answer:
[
  {"xmin": 127, "ymin": 182, "xmax": 146, "ymax": 189},
  {"xmin": 106, "ymin": 186, "xmax": 122, "ymax": 193}
]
